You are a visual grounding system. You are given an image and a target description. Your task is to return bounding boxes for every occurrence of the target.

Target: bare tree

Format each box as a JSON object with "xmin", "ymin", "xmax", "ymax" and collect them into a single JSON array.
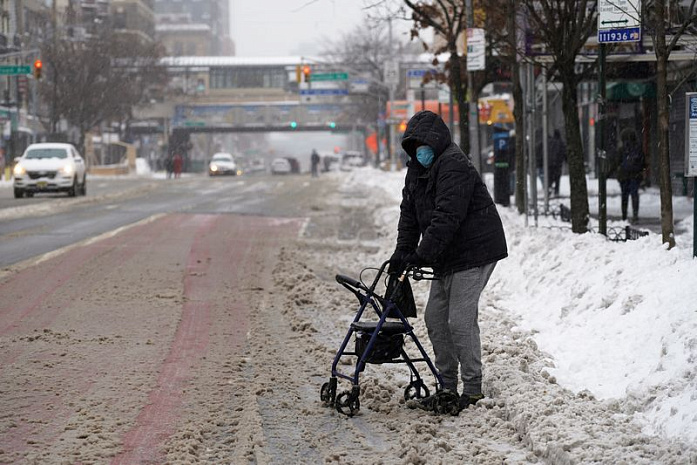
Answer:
[
  {"xmin": 646, "ymin": 0, "xmax": 697, "ymax": 248},
  {"xmin": 520, "ymin": 0, "xmax": 597, "ymax": 233},
  {"xmin": 39, "ymin": 30, "xmax": 166, "ymax": 159},
  {"xmin": 402, "ymin": 1, "xmax": 471, "ymax": 154},
  {"xmin": 321, "ymin": 22, "xmax": 399, "ymax": 125}
]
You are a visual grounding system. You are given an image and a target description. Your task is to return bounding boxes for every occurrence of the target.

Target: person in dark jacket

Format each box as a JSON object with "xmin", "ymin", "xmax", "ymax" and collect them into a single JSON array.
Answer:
[
  {"xmin": 548, "ymin": 129, "xmax": 567, "ymax": 197},
  {"xmin": 389, "ymin": 110, "xmax": 508, "ymax": 412},
  {"xmin": 613, "ymin": 128, "xmax": 645, "ymax": 222}
]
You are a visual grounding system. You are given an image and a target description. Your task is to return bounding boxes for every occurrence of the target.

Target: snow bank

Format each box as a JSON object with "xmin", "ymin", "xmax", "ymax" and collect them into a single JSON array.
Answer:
[{"xmin": 343, "ymin": 166, "xmax": 697, "ymax": 444}]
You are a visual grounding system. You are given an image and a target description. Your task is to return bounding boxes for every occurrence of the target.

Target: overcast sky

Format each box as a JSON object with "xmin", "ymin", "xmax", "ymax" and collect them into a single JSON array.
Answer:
[{"xmin": 230, "ymin": 0, "xmax": 378, "ymax": 57}]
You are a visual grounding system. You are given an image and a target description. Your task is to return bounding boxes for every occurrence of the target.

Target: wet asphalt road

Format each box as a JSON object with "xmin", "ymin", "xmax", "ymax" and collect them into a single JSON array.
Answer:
[{"xmin": 0, "ymin": 173, "xmax": 327, "ymax": 268}]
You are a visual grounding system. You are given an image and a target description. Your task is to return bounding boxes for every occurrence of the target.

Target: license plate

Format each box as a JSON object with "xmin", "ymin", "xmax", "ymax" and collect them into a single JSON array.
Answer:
[{"xmin": 37, "ymin": 181, "xmax": 47, "ymax": 188}]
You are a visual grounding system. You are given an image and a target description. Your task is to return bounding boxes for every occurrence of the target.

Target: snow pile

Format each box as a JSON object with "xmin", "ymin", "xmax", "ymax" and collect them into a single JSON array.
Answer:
[
  {"xmin": 135, "ymin": 158, "xmax": 152, "ymax": 176},
  {"xmin": 342, "ymin": 167, "xmax": 697, "ymax": 444}
]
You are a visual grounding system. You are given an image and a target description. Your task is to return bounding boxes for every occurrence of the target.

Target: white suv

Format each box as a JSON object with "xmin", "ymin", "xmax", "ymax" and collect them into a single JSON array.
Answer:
[{"xmin": 13, "ymin": 143, "xmax": 87, "ymax": 198}]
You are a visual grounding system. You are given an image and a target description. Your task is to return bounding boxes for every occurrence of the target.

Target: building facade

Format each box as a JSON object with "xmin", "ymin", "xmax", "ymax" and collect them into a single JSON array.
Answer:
[{"xmin": 154, "ymin": 0, "xmax": 233, "ymax": 56}]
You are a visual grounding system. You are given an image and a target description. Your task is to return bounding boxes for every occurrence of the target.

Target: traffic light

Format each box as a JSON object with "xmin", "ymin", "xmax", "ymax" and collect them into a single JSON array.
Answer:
[
  {"xmin": 290, "ymin": 121, "xmax": 298, "ymax": 129},
  {"xmin": 399, "ymin": 120, "xmax": 407, "ymax": 132},
  {"xmin": 302, "ymin": 65, "xmax": 311, "ymax": 83},
  {"xmin": 33, "ymin": 59, "xmax": 42, "ymax": 80},
  {"xmin": 328, "ymin": 122, "xmax": 336, "ymax": 129}
]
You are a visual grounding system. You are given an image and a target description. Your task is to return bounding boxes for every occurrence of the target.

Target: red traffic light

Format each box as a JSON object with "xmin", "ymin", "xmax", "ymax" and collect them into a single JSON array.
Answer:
[{"xmin": 33, "ymin": 59, "xmax": 43, "ymax": 80}]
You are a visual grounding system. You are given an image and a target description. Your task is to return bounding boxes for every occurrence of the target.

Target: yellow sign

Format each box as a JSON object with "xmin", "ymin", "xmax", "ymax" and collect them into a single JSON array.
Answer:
[{"xmin": 478, "ymin": 98, "xmax": 514, "ymax": 125}]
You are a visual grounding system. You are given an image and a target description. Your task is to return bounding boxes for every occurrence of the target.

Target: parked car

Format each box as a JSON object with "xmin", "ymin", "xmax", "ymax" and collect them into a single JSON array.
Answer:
[
  {"xmin": 208, "ymin": 152, "xmax": 239, "ymax": 176},
  {"xmin": 245, "ymin": 158, "xmax": 266, "ymax": 174},
  {"xmin": 285, "ymin": 157, "xmax": 301, "ymax": 174},
  {"xmin": 340, "ymin": 151, "xmax": 367, "ymax": 171},
  {"xmin": 13, "ymin": 143, "xmax": 87, "ymax": 198},
  {"xmin": 270, "ymin": 157, "xmax": 292, "ymax": 175},
  {"xmin": 321, "ymin": 153, "xmax": 341, "ymax": 172}
]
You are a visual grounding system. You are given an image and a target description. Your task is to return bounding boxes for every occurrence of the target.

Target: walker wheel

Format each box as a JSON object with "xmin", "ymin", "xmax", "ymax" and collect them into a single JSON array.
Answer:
[
  {"xmin": 320, "ymin": 381, "xmax": 335, "ymax": 405},
  {"xmin": 335, "ymin": 390, "xmax": 360, "ymax": 417},
  {"xmin": 404, "ymin": 380, "xmax": 430, "ymax": 401}
]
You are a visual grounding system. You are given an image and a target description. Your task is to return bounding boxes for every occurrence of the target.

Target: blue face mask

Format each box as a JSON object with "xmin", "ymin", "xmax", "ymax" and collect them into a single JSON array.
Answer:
[{"xmin": 416, "ymin": 145, "xmax": 435, "ymax": 168}]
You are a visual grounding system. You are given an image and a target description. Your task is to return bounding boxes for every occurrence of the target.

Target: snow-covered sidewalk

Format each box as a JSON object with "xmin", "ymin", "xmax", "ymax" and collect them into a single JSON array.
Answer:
[{"xmin": 284, "ymin": 167, "xmax": 697, "ymax": 463}]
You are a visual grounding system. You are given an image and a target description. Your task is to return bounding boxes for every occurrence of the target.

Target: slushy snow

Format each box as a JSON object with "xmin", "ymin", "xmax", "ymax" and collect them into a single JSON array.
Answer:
[{"xmin": 347, "ymin": 166, "xmax": 697, "ymax": 445}]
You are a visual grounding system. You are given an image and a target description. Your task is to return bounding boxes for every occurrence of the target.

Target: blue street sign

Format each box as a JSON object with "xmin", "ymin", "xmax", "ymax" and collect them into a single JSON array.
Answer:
[
  {"xmin": 300, "ymin": 89, "xmax": 349, "ymax": 96},
  {"xmin": 598, "ymin": 27, "xmax": 641, "ymax": 43},
  {"xmin": 406, "ymin": 69, "xmax": 436, "ymax": 78}
]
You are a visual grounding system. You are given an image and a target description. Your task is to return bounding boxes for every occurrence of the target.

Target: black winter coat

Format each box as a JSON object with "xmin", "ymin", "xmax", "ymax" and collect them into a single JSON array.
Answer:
[{"xmin": 397, "ymin": 111, "xmax": 508, "ymax": 275}]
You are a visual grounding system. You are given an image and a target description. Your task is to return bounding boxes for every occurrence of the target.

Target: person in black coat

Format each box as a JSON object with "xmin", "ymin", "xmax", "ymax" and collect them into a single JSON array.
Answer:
[
  {"xmin": 389, "ymin": 110, "xmax": 508, "ymax": 412},
  {"xmin": 548, "ymin": 129, "xmax": 567, "ymax": 197},
  {"xmin": 613, "ymin": 128, "xmax": 645, "ymax": 222}
]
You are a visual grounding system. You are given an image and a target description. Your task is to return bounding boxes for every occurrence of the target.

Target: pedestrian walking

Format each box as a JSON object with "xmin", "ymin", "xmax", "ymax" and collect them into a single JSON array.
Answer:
[
  {"xmin": 0, "ymin": 147, "xmax": 5, "ymax": 181},
  {"xmin": 389, "ymin": 110, "xmax": 508, "ymax": 412},
  {"xmin": 311, "ymin": 149, "xmax": 320, "ymax": 178},
  {"xmin": 165, "ymin": 156, "xmax": 173, "ymax": 179},
  {"xmin": 613, "ymin": 128, "xmax": 645, "ymax": 222},
  {"xmin": 173, "ymin": 152, "xmax": 183, "ymax": 179},
  {"xmin": 548, "ymin": 129, "xmax": 567, "ymax": 197}
]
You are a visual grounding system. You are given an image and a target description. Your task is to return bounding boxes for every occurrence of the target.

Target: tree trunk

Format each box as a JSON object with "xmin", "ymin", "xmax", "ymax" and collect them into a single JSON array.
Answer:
[
  {"xmin": 561, "ymin": 72, "xmax": 589, "ymax": 233},
  {"xmin": 654, "ymin": 0, "xmax": 676, "ymax": 248},
  {"xmin": 449, "ymin": 50, "xmax": 469, "ymax": 154}
]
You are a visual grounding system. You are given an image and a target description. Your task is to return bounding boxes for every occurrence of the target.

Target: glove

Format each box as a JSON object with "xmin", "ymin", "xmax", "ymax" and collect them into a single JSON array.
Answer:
[
  {"xmin": 388, "ymin": 249, "xmax": 410, "ymax": 275},
  {"xmin": 404, "ymin": 252, "xmax": 425, "ymax": 269}
]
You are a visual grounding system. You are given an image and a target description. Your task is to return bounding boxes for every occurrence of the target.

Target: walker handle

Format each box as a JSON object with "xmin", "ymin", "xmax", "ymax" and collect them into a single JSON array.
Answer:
[{"xmin": 335, "ymin": 274, "xmax": 363, "ymax": 290}]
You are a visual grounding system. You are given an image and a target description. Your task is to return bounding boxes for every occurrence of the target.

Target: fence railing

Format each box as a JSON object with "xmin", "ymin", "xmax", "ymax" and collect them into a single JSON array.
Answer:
[{"xmin": 535, "ymin": 204, "xmax": 650, "ymax": 242}]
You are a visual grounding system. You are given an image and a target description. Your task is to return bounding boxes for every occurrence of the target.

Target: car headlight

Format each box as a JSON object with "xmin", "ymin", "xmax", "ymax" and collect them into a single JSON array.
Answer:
[
  {"xmin": 210, "ymin": 164, "xmax": 218, "ymax": 172},
  {"xmin": 59, "ymin": 164, "xmax": 74, "ymax": 175},
  {"xmin": 13, "ymin": 164, "xmax": 26, "ymax": 176}
]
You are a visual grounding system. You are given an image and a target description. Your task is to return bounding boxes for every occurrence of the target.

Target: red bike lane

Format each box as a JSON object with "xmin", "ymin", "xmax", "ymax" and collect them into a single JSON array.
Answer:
[{"xmin": 0, "ymin": 213, "xmax": 302, "ymax": 464}]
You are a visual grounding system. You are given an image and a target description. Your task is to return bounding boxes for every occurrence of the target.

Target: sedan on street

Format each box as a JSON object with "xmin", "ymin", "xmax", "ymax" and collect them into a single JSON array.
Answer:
[
  {"xmin": 208, "ymin": 153, "xmax": 239, "ymax": 176},
  {"xmin": 13, "ymin": 143, "xmax": 87, "ymax": 198}
]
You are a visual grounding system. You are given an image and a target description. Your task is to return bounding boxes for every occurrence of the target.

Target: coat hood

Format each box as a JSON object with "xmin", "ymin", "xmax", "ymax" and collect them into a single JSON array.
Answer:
[{"xmin": 401, "ymin": 110, "xmax": 452, "ymax": 160}]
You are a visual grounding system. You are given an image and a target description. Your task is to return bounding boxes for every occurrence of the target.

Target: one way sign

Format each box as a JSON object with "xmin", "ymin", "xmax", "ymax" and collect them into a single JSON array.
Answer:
[
  {"xmin": 598, "ymin": 0, "xmax": 640, "ymax": 30},
  {"xmin": 598, "ymin": 0, "xmax": 641, "ymax": 43}
]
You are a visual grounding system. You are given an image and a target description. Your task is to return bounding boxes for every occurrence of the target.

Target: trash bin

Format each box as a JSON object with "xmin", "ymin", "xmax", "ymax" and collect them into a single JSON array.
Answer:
[{"xmin": 493, "ymin": 126, "xmax": 511, "ymax": 206}]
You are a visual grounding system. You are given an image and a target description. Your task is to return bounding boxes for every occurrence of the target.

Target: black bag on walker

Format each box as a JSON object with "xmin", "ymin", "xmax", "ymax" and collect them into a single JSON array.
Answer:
[{"xmin": 385, "ymin": 275, "xmax": 417, "ymax": 318}]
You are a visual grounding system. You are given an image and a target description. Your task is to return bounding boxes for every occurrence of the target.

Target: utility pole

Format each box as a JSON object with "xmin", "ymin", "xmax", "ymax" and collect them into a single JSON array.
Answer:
[
  {"xmin": 388, "ymin": 17, "xmax": 396, "ymax": 171},
  {"xmin": 51, "ymin": 0, "xmax": 58, "ymax": 134},
  {"xmin": 465, "ymin": 0, "xmax": 480, "ymax": 172},
  {"xmin": 542, "ymin": 66, "xmax": 549, "ymax": 212},
  {"xmin": 598, "ymin": 43, "xmax": 607, "ymax": 236},
  {"xmin": 528, "ymin": 63, "xmax": 538, "ymax": 226}
]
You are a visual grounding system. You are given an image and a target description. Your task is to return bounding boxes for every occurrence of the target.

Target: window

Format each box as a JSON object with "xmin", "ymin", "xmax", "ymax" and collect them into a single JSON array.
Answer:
[{"xmin": 210, "ymin": 67, "xmax": 287, "ymax": 90}]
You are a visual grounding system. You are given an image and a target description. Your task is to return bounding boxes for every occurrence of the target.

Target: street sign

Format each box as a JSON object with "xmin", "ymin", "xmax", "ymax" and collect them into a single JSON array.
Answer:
[
  {"xmin": 0, "ymin": 65, "xmax": 32, "ymax": 76},
  {"xmin": 300, "ymin": 89, "xmax": 349, "ymax": 96},
  {"xmin": 350, "ymin": 78, "xmax": 370, "ymax": 94},
  {"xmin": 310, "ymin": 72, "xmax": 348, "ymax": 82},
  {"xmin": 685, "ymin": 92, "xmax": 697, "ymax": 177},
  {"xmin": 598, "ymin": 0, "xmax": 641, "ymax": 43},
  {"xmin": 406, "ymin": 69, "xmax": 438, "ymax": 89},
  {"xmin": 466, "ymin": 28, "xmax": 486, "ymax": 71},
  {"xmin": 384, "ymin": 61, "xmax": 399, "ymax": 87},
  {"xmin": 598, "ymin": 27, "xmax": 641, "ymax": 43}
]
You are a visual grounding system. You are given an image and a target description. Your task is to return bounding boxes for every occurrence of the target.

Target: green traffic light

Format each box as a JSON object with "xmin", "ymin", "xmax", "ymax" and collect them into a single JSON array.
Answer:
[
  {"xmin": 328, "ymin": 122, "xmax": 336, "ymax": 129},
  {"xmin": 290, "ymin": 121, "xmax": 298, "ymax": 129}
]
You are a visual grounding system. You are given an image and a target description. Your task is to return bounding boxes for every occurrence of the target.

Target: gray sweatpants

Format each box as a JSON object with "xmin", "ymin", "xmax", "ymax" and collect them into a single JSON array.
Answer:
[{"xmin": 424, "ymin": 262, "xmax": 496, "ymax": 395}]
